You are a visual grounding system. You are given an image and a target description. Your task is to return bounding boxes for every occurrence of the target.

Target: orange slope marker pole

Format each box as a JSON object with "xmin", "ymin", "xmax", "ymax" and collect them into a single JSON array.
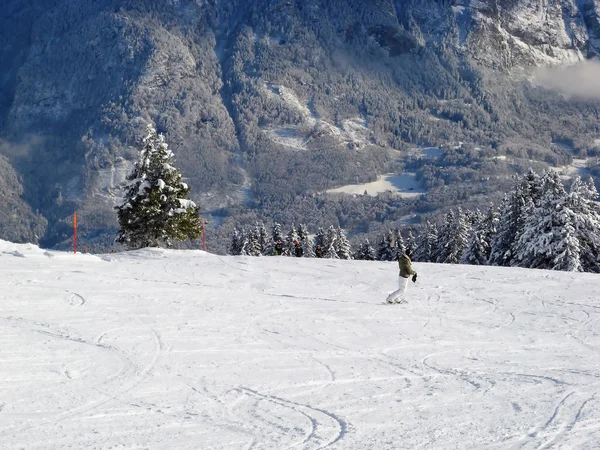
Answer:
[{"xmin": 73, "ymin": 213, "xmax": 77, "ymax": 254}]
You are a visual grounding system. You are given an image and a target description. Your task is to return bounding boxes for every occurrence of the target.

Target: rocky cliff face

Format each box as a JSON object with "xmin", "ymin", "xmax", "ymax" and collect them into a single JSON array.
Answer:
[
  {"xmin": 462, "ymin": 0, "xmax": 598, "ymax": 67},
  {"xmin": 1, "ymin": 0, "xmax": 599, "ymax": 250}
]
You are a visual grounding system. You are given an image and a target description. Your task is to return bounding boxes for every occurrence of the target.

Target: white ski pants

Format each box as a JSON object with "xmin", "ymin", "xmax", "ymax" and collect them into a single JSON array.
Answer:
[{"xmin": 386, "ymin": 275, "xmax": 410, "ymax": 303}]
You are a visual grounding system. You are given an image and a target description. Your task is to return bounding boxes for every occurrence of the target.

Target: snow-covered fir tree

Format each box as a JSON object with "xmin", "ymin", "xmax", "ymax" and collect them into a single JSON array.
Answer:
[
  {"xmin": 504, "ymin": 171, "xmax": 547, "ymax": 264},
  {"xmin": 435, "ymin": 210, "xmax": 453, "ymax": 263},
  {"xmin": 336, "ymin": 227, "xmax": 352, "ymax": 260},
  {"xmin": 510, "ymin": 176, "xmax": 539, "ymax": 258},
  {"xmin": 270, "ymin": 222, "xmax": 284, "ymax": 255},
  {"xmin": 314, "ymin": 227, "xmax": 325, "ymax": 248},
  {"xmin": 115, "ymin": 124, "xmax": 201, "ymax": 249},
  {"xmin": 298, "ymin": 223, "xmax": 315, "ymax": 257},
  {"xmin": 464, "ymin": 209, "xmax": 483, "ymax": 228},
  {"xmin": 414, "ymin": 220, "xmax": 437, "ymax": 262},
  {"xmin": 483, "ymin": 204, "xmax": 499, "ymax": 249},
  {"xmin": 512, "ymin": 171, "xmax": 582, "ymax": 271},
  {"xmin": 355, "ymin": 239, "xmax": 376, "ymax": 260},
  {"xmin": 271, "ymin": 222, "xmax": 284, "ymax": 243},
  {"xmin": 393, "ymin": 228, "xmax": 405, "ymax": 261},
  {"xmin": 488, "ymin": 175, "xmax": 535, "ymax": 268},
  {"xmin": 521, "ymin": 168, "xmax": 544, "ymax": 205},
  {"xmin": 488, "ymin": 194, "xmax": 515, "ymax": 266},
  {"xmin": 405, "ymin": 230, "xmax": 416, "ymax": 253},
  {"xmin": 553, "ymin": 223, "xmax": 583, "ymax": 272},
  {"xmin": 461, "ymin": 226, "xmax": 487, "ymax": 265},
  {"xmin": 230, "ymin": 227, "xmax": 250, "ymax": 256},
  {"xmin": 258, "ymin": 223, "xmax": 269, "ymax": 256},
  {"xmin": 436, "ymin": 208, "xmax": 470, "ymax": 264},
  {"xmin": 488, "ymin": 171, "xmax": 543, "ymax": 267},
  {"xmin": 238, "ymin": 228, "xmax": 251, "ymax": 256},
  {"xmin": 376, "ymin": 230, "xmax": 396, "ymax": 261},
  {"xmin": 286, "ymin": 225, "xmax": 299, "ymax": 256},
  {"xmin": 229, "ymin": 228, "xmax": 244, "ymax": 255},
  {"xmin": 461, "ymin": 209, "xmax": 490, "ymax": 265},
  {"xmin": 454, "ymin": 209, "xmax": 472, "ymax": 263},
  {"xmin": 297, "ymin": 223, "xmax": 307, "ymax": 242},
  {"xmin": 324, "ymin": 226, "xmax": 339, "ymax": 259},
  {"xmin": 569, "ymin": 177, "xmax": 600, "ymax": 272},
  {"xmin": 246, "ymin": 227, "xmax": 262, "ymax": 257}
]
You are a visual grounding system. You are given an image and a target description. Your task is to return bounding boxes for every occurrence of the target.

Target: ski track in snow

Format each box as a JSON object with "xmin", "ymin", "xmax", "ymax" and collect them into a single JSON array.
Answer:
[
  {"xmin": 1, "ymin": 244, "xmax": 600, "ymax": 448},
  {"xmin": 67, "ymin": 291, "xmax": 85, "ymax": 307}
]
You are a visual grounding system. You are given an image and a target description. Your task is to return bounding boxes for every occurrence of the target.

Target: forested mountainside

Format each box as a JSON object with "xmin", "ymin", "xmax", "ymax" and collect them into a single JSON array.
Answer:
[{"xmin": 2, "ymin": 0, "xmax": 600, "ymax": 253}]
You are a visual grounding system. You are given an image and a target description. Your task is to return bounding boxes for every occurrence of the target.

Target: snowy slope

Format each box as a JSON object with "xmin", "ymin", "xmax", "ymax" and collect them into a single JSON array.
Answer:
[{"xmin": 1, "ymin": 241, "xmax": 599, "ymax": 449}]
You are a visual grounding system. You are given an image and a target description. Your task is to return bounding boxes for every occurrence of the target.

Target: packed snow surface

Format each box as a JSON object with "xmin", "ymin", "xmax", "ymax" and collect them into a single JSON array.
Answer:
[{"xmin": 1, "ymin": 241, "xmax": 600, "ymax": 449}]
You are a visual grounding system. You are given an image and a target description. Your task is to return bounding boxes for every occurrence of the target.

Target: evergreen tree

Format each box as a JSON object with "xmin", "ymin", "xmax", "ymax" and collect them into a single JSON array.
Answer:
[
  {"xmin": 483, "ymin": 203, "xmax": 499, "ymax": 256},
  {"xmin": 488, "ymin": 194, "xmax": 514, "ymax": 266},
  {"xmin": 568, "ymin": 177, "xmax": 600, "ymax": 272},
  {"xmin": 355, "ymin": 239, "xmax": 376, "ymax": 260},
  {"xmin": 510, "ymin": 179, "xmax": 536, "ymax": 259},
  {"xmin": 313, "ymin": 227, "xmax": 326, "ymax": 257},
  {"xmin": 376, "ymin": 230, "xmax": 396, "ymax": 261},
  {"xmin": 272, "ymin": 222, "xmax": 284, "ymax": 243},
  {"xmin": 115, "ymin": 124, "xmax": 201, "ymax": 249},
  {"xmin": 488, "ymin": 171, "xmax": 544, "ymax": 267},
  {"xmin": 314, "ymin": 227, "xmax": 325, "ymax": 247},
  {"xmin": 521, "ymin": 168, "xmax": 544, "ymax": 205},
  {"xmin": 238, "ymin": 228, "xmax": 250, "ymax": 256},
  {"xmin": 246, "ymin": 227, "xmax": 261, "ymax": 257},
  {"xmin": 297, "ymin": 223, "xmax": 308, "ymax": 241},
  {"xmin": 406, "ymin": 230, "xmax": 416, "ymax": 253},
  {"xmin": 229, "ymin": 228, "xmax": 244, "ymax": 255},
  {"xmin": 455, "ymin": 208, "xmax": 472, "ymax": 263},
  {"xmin": 461, "ymin": 210, "xmax": 489, "ymax": 265},
  {"xmin": 435, "ymin": 210, "xmax": 455, "ymax": 263},
  {"xmin": 336, "ymin": 227, "xmax": 352, "ymax": 260},
  {"xmin": 437, "ymin": 208, "xmax": 470, "ymax": 264},
  {"xmin": 554, "ymin": 223, "xmax": 582, "ymax": 272},
  {"xmin": 270, "ymin": 222, "xmax": 284, "ymax": 255},
  {"xmin": 414, "ymin": 220, "xmax": 437, "ymax": 262},
  {"xmin": 286, "ymin": 225, "xmax": 299, "ymax": 256},
  {"xmin": 461, "ymin": 227, "xmax": 487, "ymax": 265},
  {"xmin": 258, "ymin": 223, "xmax": 269, "ymax": 256},
  {"xmin": 464, "ymin": 209, "xmax": 483, "ymax": 228},
  {"xmin": 513, "ymin": 171, "xmax": 582, "ymax": 271},
  {"xmin": 324, "ymin": 226, "xmax": 339, "ymax": 259},
  {"xmin": 393, "ymin": 227, "xmax": 405, "ymax": 261},
  {"xmin": 298, "ymin": 223, "xmax": 315, "ymax": 257},
  {"xmin": 303, "ymin": 236, "xmax": 316, "ymax": 258}
]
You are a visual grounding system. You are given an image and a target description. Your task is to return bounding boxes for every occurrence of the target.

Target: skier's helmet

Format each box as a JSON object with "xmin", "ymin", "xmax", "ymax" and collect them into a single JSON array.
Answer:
[{"xmin": 405, "ymin": 248, "xmax": 413, "ymax": 257}]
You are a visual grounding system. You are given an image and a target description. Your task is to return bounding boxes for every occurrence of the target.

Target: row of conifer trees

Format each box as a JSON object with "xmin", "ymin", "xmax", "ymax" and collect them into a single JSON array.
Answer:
[
  {"xmin": 229, "ymin": 169, "xmax": 600, "ymax": 273},
  {"xmin": 229, "ymin": 223, "xmax": 354, "ymax": 259}
]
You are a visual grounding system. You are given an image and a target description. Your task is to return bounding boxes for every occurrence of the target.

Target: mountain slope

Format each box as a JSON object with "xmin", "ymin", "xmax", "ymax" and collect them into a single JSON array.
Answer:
[
  {"xmin": 1, "ymin": 0, "xmax": 600, "ymax": 251},
  {"xmin": 1, "ymin": 241, "xmax": 599, "ymax": 448}
]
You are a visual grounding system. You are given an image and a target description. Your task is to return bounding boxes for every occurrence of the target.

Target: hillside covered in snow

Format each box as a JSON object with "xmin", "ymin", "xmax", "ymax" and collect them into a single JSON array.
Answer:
[{"xmin": 1, "ymin": 240, "xmax": 599, "ymax": 448}]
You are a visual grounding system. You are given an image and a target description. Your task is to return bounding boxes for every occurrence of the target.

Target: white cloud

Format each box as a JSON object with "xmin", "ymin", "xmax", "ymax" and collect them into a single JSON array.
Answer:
[{"xmin": 535, "ymin": 59, "xmax": 600, "ymax": 100}]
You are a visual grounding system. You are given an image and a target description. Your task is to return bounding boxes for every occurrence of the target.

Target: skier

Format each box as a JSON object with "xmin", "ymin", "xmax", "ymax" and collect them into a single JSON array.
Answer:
[
  {"xmin": 386, "ymin": 248, "xmax": 417, "ymax": 304},
  {"xmin": 315, "ymin": 244, "xmax": 324, "ymax": 258},
  {"xmin": 274, "ymin": 240, "xmax": 284, "ymax": 256},
  {"xmin": 294, "ymin": 240, "xmax": 303, "ymax": 257}
]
